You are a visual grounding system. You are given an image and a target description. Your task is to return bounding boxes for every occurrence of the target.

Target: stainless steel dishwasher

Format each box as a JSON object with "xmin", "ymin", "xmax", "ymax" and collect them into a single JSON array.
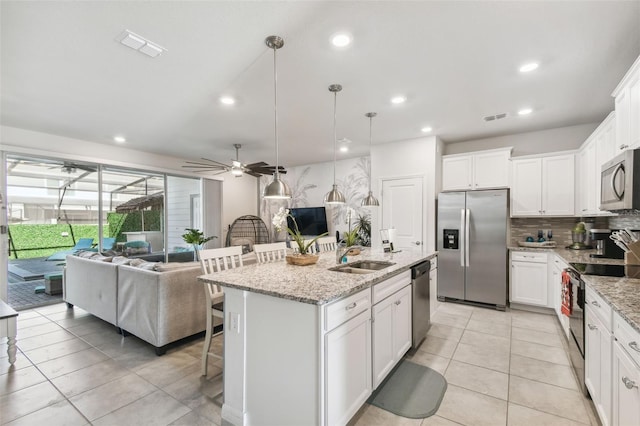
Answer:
[{"xmin": 411, "ymin": 259, "xmax": 431, "ymax": 349}]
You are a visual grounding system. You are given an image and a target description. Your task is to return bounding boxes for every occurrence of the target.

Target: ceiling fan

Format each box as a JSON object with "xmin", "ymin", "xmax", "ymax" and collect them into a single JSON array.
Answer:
[{"xmin": 182, "ymin": 144, "xmax": 286, "ymax": 178}]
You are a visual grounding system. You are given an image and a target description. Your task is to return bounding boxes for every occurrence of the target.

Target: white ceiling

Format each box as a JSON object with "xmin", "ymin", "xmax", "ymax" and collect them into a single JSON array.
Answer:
[{"xmin": 1, "ymin": 1, "xmax": 639, "ymax": 168}]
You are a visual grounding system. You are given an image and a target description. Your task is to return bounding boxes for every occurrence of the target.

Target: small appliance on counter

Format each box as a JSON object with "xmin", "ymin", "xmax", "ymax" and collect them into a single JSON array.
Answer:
[
  {"xmin": 567, "ymin": 222, "xmax": 591, "ymax": 250},
  {"xmin": 589, "ymin": 229, "xmax": 625, "ymax": 259}
]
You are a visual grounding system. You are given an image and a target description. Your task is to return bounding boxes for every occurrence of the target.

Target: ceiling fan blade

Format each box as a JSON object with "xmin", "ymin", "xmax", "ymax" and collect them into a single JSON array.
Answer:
[
  {"xmin": 199, "ymin": 157, "xmax": 232, "ymax": 167},
  {"xmin": 246, "ymin": 171, "xmax": 262, "ymax": 178},
  {"xmin": 245, "ymin": 162, "xmax": 268, "ymax": 168}
]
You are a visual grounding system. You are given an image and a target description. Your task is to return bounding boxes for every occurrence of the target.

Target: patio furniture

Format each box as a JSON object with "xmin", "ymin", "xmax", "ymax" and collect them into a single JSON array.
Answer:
[
  {"xmin": 44, "ymin": 272, "xmax": 63, "ymax": 295},
  {"xmin": 46, "ymin": 238, "xmax": 95, "ymax": 261}
]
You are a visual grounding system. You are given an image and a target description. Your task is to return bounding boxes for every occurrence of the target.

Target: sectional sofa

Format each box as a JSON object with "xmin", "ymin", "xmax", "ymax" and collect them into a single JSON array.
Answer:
[{"xmin": 63, "ymin": 253, "xmax": 207, "ymax": 355}]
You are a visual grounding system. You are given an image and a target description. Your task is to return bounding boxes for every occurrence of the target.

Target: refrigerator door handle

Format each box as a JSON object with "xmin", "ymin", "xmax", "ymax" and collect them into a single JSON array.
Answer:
[
  {"xmin": 460, "ymin": 209, "xmax": 465, "ymax": 267},
  {"xmin": 465, "ymin": 208, "xmax": 470, "ymax": 267}
]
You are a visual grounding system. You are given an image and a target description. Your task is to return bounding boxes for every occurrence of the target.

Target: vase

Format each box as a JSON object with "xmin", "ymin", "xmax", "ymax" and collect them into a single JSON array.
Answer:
[{"xmin": 286, "ymin": 254, "xmax": 319, "ymax": 266}]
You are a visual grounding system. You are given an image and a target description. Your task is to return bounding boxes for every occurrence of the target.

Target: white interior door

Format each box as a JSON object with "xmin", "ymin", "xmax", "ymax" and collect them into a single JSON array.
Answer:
[{"xmin": 381, "ymin": 177, "xmax": 423, "ymax": 249}]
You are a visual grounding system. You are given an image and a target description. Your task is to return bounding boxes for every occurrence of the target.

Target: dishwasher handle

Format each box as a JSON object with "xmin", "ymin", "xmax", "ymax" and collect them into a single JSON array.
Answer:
[{"xmin": 411, "ymin": 261, "xmax": 430, "ymax": 279}]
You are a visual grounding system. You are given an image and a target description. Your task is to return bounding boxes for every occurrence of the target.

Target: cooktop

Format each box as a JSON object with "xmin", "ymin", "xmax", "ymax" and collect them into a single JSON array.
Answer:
[{"xmin": 569, "ymin": 262, "xmax": 625, "ymax": 277}]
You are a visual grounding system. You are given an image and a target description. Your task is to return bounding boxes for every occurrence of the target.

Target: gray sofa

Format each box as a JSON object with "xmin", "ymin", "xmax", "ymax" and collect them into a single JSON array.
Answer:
[{"xmin": 63, "ymin": 254, "xmax": 207, "ymax": 355}]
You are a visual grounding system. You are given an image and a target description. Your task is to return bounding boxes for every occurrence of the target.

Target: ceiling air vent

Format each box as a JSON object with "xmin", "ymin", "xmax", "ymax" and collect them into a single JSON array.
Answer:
[{"xmin": 484, "ymin": 113, "xmax": 508, "ymax": 122}]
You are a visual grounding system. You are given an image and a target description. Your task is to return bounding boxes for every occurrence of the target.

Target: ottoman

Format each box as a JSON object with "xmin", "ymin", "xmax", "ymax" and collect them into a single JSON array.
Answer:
[{"xmin": 44, "ymin": 273, "xmax": 63, "ymax": 295}]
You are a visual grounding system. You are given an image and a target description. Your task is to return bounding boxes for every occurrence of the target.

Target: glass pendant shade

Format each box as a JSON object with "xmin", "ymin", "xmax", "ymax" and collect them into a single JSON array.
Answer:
[
  {"xmin": 325, "ymin": 84, "xmax": 345, "ymax": 205},
  {"xmin": 325, "ymin": 184, "xmax": 346, "ymax": 204},
  {"xmin": 262, "ymin": 35, "xmax": 291, "ymax": 200},
  {"xmin": 362, "ymin": 112, "xmax": 380, "ymax": 207}
]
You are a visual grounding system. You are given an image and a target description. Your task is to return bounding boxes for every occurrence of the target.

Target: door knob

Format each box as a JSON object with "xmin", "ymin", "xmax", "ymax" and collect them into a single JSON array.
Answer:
[{"xmin": 414, "ymin": 241, "xmax": 421, "ymax": 246}]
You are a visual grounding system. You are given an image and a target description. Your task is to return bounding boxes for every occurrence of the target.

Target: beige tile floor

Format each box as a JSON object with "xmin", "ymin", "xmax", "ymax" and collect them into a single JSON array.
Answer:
[
  {"xmin": 350, "ymin": 302, "xmax": 599, "ymax": 426},
  {"xmin": 1, "ymin": 301, "xmax": 598, "ymax": 425}
]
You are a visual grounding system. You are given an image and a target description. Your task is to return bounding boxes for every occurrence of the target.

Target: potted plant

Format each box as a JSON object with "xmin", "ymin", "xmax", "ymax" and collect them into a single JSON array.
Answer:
[
  {"xmin": 181, "ymin": 228, "xmax": 217, "ymax": 261},
  {"xmin": 342, "ymin": 225, "xmax": 362, "ymax": 255},
  {"xmin": 272, "ymin": 207, "xmax": 328, "ymax": 265}
]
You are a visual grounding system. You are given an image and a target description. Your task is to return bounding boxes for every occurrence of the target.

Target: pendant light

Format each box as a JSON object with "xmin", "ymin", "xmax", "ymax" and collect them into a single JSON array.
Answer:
[
  {"xmin": 362, "ymin": 112, "xmax": 380, "ymax": 207},
  {"xmin": 324, "ymin": 84, "xmax": 346, "ymax": 204},
  {"xmin": 263, "ymin": 35, "xmax": 292, "ymax": 199}
]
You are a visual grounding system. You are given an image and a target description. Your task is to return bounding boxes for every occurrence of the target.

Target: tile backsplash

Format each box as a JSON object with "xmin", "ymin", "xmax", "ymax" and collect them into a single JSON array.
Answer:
[
  {"xmin": 510, "ymin": 217, "xmax": 608, "ymax": 247},
  {"xmin": 608, "ymin": 215, "xmax": 640, "ymax": 230}
]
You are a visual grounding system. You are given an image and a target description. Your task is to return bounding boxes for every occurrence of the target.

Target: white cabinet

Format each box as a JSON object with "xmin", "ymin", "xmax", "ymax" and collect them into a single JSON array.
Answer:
[
  {"xmin": 510, "ymin": 251, "xmax": 548, "ymax": 306},
  {"xmin": 612, "ymin": 310, "xmax": 640, "ymax": 426},
  {"xmin": 326, "ymin": 309, "xmax": 372, "ymax": 426},
  {"xmin": 442, "ymin": 148, "xmax": 511, "ymax": 191},
  {"xmin": 511, "ymin": 154, "xmax": 575, "ymax": 217},
  {"xmin": 577, "ymin": 111, "xmax": 616, "ymax": 216},
  {"xmin": 613, "ymin": 55, "xmax": 640, "ymax": 152},
  {"xmin": 585, "ymin": 287, "xmax": 613, "ymax": 426},
  {"xmin": 372, "ymin": 272, "xmax": 412, "ymax": 388}
]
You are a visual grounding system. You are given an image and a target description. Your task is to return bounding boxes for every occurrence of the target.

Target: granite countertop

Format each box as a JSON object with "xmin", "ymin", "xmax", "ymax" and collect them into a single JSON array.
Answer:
[{"xmin": 198, "ymin": 248, "xmax": 436, "ymax": 305}]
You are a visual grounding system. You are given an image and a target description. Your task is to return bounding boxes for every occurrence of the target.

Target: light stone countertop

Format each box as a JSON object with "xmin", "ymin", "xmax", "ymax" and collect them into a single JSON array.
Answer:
[{"xmin": 198, "ymin": 248, "xmax": 436, "ymax": 305}]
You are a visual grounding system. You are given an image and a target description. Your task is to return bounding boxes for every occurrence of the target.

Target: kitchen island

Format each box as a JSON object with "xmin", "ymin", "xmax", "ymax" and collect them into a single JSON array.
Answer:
[{"xmin": 199, "ymin": 248, "xmax": 435, "ymax": 426}]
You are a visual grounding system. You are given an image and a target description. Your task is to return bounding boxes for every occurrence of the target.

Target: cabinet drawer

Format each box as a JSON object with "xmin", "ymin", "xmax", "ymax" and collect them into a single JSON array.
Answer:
[
  {"xmin": 325, "ymin": 288, "xmax": 371, "ymax": 332},
  {"xmin": 614, "ymin": 311, "xmax": 640, "ymax": 368},
  {"xmin": 372, "ymin": 270, "xmax": 411, "ymax": 305},
  {"xmin": 586, "ymin": 287, "xmax": 613, "ymax": 331},
  {"xmin": 511, "ymin": 251, "xmax": 547, "ymax": 263}
]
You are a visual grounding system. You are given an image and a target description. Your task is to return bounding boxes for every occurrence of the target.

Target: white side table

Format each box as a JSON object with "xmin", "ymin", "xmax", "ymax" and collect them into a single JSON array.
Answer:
[{"xmin": 0, "ymin": 300, "xmax": 17, "ymax": 364}]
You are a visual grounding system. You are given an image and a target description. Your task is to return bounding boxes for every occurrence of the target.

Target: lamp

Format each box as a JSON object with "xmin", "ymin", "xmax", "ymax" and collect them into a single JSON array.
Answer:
[
  {"xmin": 263, "ymin": 35, "xmax": 292, "ymax": 199},
  {"xmin": 324, "ymin": 84, "xmax": 346, "ymax": 204},
  {"xmin": 362, "ymin": 112, "xmax": 380, "ymax": 207}
]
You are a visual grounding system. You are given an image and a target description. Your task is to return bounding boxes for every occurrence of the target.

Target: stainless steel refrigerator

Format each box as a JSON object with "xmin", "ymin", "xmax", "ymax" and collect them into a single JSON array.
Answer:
[{"xmin": 437, "ymin": 189, "xmax": 508, "ymax": 309}]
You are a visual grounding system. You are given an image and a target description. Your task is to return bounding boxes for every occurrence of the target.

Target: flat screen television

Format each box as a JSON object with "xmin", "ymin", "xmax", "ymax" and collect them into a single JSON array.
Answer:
[{"xmin": 287, "ymin": 207, "xmax": 329, "ymax": 236}]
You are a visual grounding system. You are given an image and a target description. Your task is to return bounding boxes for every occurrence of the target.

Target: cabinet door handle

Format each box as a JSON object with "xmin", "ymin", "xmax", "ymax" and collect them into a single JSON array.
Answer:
[
  {"xmin": 591, "ymin": 300, "xmax": 601, "ymax": 308},
  {"xmin": 394, "ymin": 300, "xmax": 402, "ymax": 306},
  {"xmin": 622, "ymin": 376, "xmax": 638, "ymax": 389},
  {"xmin": 629, "ymin": 341, "xmax": 640, "ymax": 353},
  {"xmin": 620, "ymin": 144, "xmax": 629, "ymax": 150},
  {"xmin": 588, "ymin": 323, "xmax": 597, "ymax": 331},
  {"xmin": 345, "ymin": 302, "xmax": 357, "ymax": 311}
]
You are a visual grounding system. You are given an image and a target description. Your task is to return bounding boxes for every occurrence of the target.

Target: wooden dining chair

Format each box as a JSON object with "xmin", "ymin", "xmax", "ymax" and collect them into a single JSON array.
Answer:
[
  {"xmin": 253, "ymin": 242, "xmax": 288, "ymax": 263},
  {"xmin": 199, "ymin": 245, "xmax": 244, "ymax": 377},
  {"xmin": 317, "ymin": 236, "xmax": 338, "ymax": 252}
]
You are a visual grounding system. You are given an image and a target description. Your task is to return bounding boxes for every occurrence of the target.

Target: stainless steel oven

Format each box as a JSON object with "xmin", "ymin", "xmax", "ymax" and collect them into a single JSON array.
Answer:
[{"xmin": 565, "ymin": 267, "xmax": 588, "ymax": 396}]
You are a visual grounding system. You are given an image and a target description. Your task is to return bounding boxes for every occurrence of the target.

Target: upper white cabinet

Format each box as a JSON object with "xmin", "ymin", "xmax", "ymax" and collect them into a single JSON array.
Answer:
[
  {"xmin": 613, "ymin": 55, "xmax": 640, "ymax": 153},
  {"xmin": 511, "ymin": 153, "xmax": 575, "ymax": 217},
  {"xmin": 442, "ymin": 148, "xmax": 512, "ymax": 191},
  {"xmin": 577, "ymin": 112, "xmax": 616, "ymax": 216}
]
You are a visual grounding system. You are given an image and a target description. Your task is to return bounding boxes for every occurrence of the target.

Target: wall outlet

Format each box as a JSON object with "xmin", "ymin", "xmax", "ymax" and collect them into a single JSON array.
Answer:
[{"xmin": 229, "ymin": 312, "xmax": 240, "ymax": 334}]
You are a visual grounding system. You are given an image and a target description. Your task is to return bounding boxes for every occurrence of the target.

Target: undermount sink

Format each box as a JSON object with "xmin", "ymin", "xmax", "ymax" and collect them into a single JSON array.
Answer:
[
  {"xmin": 348, "ymin": 261, "xmax": 395, "ymax": 270},
  {"xmin": 329, "ymin": 260, "xmax": 395, "ymax": 274}
]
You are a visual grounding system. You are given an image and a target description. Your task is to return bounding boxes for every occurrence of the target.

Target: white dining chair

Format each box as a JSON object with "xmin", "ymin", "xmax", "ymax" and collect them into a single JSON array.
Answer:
[
  {"xmin": 199, "ymin": 245, "xmax": 244, "ymax": 377},
  {"xmin": 253, "ymin": 242, "xmax": 288, "ymax": 263},
  {"xmin": 317, "ymin": 236, "xmax": 338, "ymax": 252}
]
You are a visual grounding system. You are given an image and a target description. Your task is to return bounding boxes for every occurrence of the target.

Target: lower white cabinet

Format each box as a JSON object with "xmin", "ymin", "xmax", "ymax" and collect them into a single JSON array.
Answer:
[
  {"xmin": 372, "ymin": 284, "xmax": 412, "ymax": 388},
  {"xmin": 612, "ymin": 311, "xmax": 640, "ymax": 426},
  {"xmin": 326, "ymin": 309, "xmax": 372, "ymax": 426},
  {"xmin": 585, "ymin": 305, "xmax": 612, "ymax": 426},
  {"xmin": 510, "ymin": 251, "xmax": 548, "ymax": 306}
]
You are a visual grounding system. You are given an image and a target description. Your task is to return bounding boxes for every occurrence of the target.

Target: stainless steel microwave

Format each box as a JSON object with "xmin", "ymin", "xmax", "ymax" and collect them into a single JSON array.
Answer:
[{"xmin": 601, "ymin": 148, "xmax": 640, "ymax": 211}]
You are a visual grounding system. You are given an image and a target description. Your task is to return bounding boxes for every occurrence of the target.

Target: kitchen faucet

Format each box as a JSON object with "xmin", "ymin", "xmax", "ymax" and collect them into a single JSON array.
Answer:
[{"xmin": 336, "ymin": 244, "xmax": 351, "ymax": 264}]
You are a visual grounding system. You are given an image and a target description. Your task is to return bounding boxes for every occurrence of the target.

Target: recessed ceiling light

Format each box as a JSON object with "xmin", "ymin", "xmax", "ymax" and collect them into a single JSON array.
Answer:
[
  {"xmin": 391, "ymin": 96, "xmax": 406, "ymax": 104},
  {"xmin": 421, "ymin": 126, "xmax": 432, "ymax": 133},
  {"xmin": 331, "ymin": 33, "xmax": 352, "ymax": 47},
  {"xmin": 339, "ymin": 146, "xmax": 349, "ymax": 153},
  {"xmin": 518, "ymin": 108, "xmax": 533, "ymax": 115},
  {"xmin": 519, "ymin": 62, "xmax": 539, "ymax": 73},
  {"xmin": 220, "ymin": 96, "xmax": 235, "ymax": 105},
  {"xmin": 114, "ymin": 136, "xmax": 126, "ymax": 143}
]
